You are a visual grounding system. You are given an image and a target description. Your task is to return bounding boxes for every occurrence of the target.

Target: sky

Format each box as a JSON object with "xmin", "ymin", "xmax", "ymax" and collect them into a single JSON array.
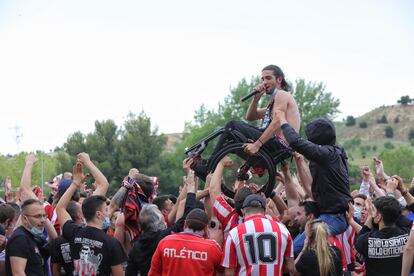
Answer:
[{"xmin": 0, "ymin": 0, "xmax": 413, "ymax": 155}]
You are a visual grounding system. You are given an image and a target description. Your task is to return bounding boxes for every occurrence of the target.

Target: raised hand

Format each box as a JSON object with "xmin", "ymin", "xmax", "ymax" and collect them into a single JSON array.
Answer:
[
  {"xmin": 25, "ymin": 153, "xmax": 38, "ymax": 165},
  {"xmin": 392, "ymin": 175, "xmax": 407, "ymax": 193},
  {"xmin": 360, "ymin": 165, "xmax": 371, "ymax": 181},
  {"xmin": 385, "ymin": 177, "xmax": 398, "ymax": 193},
  {"xmin": 77, "ymin": 152, "xmax": 91, "ymax": 164},
  {"xmin": 5, "ymin": 176, "xmax": 11, "ymax": 193},
  {"xmin": 184, "ymin": 170, "xmax": 196, "ymax": 193},
  {"xmin": 182, "ymin": 157, "xmax": 193, "ymax": 173},
  {"xmin": 219, "ymin": 156, "xmax": 233, "ymax": 168},
  {"xmin": 72, "ymin": 162, "xmax": 89, "ymax": 187},
  {"xmin": 346, "ymin": 202, "xmax": 355, "ymax": 223},
  {"xmin": 373, "ymin": 157, "xmax": 386, "ymax": 178},
  {"xmin": 128, "ymin": 168, "xmax": 140, "ymax": 180}
]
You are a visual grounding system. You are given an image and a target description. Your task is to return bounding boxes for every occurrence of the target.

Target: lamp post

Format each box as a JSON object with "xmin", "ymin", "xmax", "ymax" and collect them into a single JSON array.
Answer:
[{"xmin": 41, "ymin": 153, "xmax": 44, "ymax": 192}]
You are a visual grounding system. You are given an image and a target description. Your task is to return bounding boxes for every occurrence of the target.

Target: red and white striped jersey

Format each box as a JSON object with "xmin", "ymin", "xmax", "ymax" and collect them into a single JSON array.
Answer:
[
  {"xmin": 221, "ymin": 214, "xmax": 293, "ymax": 276},
  {"xmin": 213, "ymin": 195, "xmax": 242, "ymax": 238},
  {"xmin": 214, "ymin": 195, "xmax": 279, "ymax": 239},
  {"xmin": 335, "ymin": 225, "xmax": 356, "ymax": 266}
]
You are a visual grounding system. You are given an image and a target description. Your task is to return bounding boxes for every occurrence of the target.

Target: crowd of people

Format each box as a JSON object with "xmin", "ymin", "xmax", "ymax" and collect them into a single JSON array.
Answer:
[{"xmin": 1, "ymin": 65, "xmax": 413, "ymax": 276}]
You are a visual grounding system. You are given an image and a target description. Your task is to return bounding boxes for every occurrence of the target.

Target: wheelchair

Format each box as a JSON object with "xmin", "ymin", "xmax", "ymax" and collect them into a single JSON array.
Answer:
[{"xmin": 185, "ymin": 126, "xmax": 292, "ymax": 198}]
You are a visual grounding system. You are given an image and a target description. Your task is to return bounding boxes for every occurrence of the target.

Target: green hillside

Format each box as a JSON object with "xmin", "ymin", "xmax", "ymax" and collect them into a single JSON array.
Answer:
[{"xmin": 336, "ymin": 104, "xmax": 414, "ymax": 166}]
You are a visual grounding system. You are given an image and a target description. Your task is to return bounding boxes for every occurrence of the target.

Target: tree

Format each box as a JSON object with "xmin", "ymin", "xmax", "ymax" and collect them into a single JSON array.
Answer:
[
  {"xmin": 117, "ymin": 112, "xmax": 166, "ymax": 182},
  {"xmin": 64, "ymin": 131, "xmax": 86, "ymax": 157},
  {"xmin": 345, "ymin": 116, "xmax": 356, "ymax": 126},
  {"xmin": 397, "ymin": 95, "xmax": 412, "ymax": 105},
  {"xmin": 359, "ymin": 122, "xmax": 368, "ymax": 128},
  {"xmin": 385, "ymin": 126, "xmax": 394, "ymax": 138},
  {"xmin": 292, "ymin": 79, "xmax": 340, "ymax": 134},
  {"xmin": 380, "ymin": 146, "xmax": 414, "ymax": 182},
  {"xmin": 85, "ymin": 120, "xmax": 120, "ymax": 185},
  {"xmin": 377, "ymin": 115, "xmax": 388, "ymax": 124}
]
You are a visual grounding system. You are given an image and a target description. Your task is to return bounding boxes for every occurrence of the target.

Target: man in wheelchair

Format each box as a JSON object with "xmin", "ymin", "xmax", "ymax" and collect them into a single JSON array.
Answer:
[{"xmin": 190, "ymin": 64, "xmax": 301, "ymax": 182}]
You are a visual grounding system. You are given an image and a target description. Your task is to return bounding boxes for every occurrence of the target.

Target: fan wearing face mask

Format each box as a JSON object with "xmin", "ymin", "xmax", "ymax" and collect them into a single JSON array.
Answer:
[{"xmin": 5, "ymin": 199, "xmax": 57, "ymax": 276}]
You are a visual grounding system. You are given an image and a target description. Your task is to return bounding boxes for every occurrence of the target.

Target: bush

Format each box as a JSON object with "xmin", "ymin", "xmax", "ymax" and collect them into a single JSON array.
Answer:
[
  {"xmin": 384, "ymin": 142, "xmax": 395, "ymax": 149},
  {"xmin": 359, "ymin": 122, "xmax": 368, "ymax": 128},
  {"xmin": 345, "ymin": 116, "xmax": 356, "ymax": 126},
  {"xmin": 394, "ymin": 116, "xmax": 400, "ymax": 123},
  {"xmin": 409, "ymin": 128, "xmax": 414, "ymax": 141},
  {"xmin": 385, "ymin": 126, "xmax": 394, "ymax": 138},
  {"xmin": 377, "ymin": 115, "xmax": 388, "ymax": 124},
  {"xmin": 397, "ymin": 95, "xmax": 412, "ymax": 105}
]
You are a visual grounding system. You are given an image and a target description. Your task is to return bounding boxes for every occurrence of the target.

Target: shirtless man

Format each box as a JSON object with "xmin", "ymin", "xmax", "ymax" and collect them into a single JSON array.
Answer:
[
  {"xmin": 191, "ymin": 64, "xmax": 300, "ymax": 181},
  {"xmin": 243, "ymin": 64, "xmax": 300, "ymax": 155}
]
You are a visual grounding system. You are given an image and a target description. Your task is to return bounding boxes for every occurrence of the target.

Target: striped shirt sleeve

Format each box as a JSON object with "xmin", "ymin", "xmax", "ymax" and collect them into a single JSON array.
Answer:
[
  {"xmin": 214, "ymin": 195, "xmax": 233, "ymax": 225},
  {"xmin": 221, "ymin": 229, "xmax": 237, "ymax": 269}
]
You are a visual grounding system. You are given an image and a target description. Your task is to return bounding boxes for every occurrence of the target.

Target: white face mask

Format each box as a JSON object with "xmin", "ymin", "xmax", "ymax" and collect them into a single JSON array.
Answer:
[
  {"xmin": 25, "ymin": 216, "xmax": 44, "ymax": 236},
  {"xmin": 354, "ymin": 206, "xmax": 362, "ymax": 221},
  {"xmin": 102, "ymin": 216, "xmax": 111, "ymax": 230}
]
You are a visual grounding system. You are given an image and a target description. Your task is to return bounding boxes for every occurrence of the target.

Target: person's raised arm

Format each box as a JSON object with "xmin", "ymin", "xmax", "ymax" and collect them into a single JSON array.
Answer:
[
  {"xmin": 209, "ymin": 156, "xmax": 233, "ymax": 206},
  {"xmin": 56, "ymin": 162, "xmax": 85, "ymax": 227},
  {"xmin": 368, "ymin": 175, "xmax": 385, "ymax": 198},
  {"xmin": 269, "ymin": 191, "xmax": 288, "ymax": 218},
  {"xmin": 77, "ymin": 152, "xmax": 109, "ymax": 196},
  {"xmin": 170, "ymin": 176, "xmax": 188, "ymax": 223},
  {"xmin": 201, "ymin": 173, "xmax": 213, "ymax": 219},
  {"xmin": 110, "ymin": 168, "xmax": 139, "ymax": 218},
  {"xmin": 385, "ymin": 177, "xmax": 398, "ymax": 197},
  {"xmin": 293, "ymin": 153, "xmax": 313, "ymax": 200},
  {"xmin": 245, "ymin": 84, "xmax": 267, "ymax": 121},
  {"xmin": 359, "ymin": 165, "xmax": 371, "ymax": 197},
  {"xmin": 373, "ymin": 157, "xmax": 390, "ymax": 181},
  {"xmin": 394, "ymin": 175, "xmax": 414, "ymax": 206},
  {"xmin": 280, "ymin": 163, "xmax": 300, "ymax": 208},
  {"xmin": 346, "ymin": 202, "xmax": 362, "ymax": 234},
  {"xmin": 19, "ymin": 153, "xmax": 38, "ymax": 201}
]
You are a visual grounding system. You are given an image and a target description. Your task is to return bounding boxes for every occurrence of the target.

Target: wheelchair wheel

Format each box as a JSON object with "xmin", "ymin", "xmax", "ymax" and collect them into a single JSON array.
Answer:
[{"xmin": 208, "ymin": 143, "xmax": 276, "ymax": 198}]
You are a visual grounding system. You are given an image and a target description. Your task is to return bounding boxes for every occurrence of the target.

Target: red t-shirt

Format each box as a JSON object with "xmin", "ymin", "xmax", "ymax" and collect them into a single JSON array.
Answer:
[{"xmin": 149, "ymin": 232, "xmax": 222, "ymax": 276}]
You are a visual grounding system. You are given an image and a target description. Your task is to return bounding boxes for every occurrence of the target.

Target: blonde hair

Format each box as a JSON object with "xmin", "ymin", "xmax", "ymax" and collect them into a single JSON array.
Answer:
[{"xmin": 307, "ymin": 220, "xmax": 337, "ymax": 276}]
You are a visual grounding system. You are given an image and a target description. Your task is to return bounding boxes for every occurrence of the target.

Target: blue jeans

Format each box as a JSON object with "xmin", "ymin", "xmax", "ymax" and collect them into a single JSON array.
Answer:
[
  {"xmin": 293, "ymin": 214, "xmax": 347, "ymax": 257},
  {"xmin": 293, "ymin": 232, "xmax": 306, "ymax": 257},
  {"xmin": 319, "ymin": 213, "xmax": 348, "ymax": 236}
]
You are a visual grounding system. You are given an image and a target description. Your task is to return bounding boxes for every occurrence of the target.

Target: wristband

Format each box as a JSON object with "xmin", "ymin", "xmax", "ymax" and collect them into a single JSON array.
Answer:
[
  {"xmin": 257, "ymin": 138, "xmax": 264, "ymax": 146},
  {"xmin": 386, "ymin": 192, "xmax": 395, "ymax": 197}
]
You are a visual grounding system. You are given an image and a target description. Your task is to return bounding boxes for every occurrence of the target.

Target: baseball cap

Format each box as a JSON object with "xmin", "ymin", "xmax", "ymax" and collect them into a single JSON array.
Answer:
[
  {"xmin": 242, "ymin": 194, "xmax": 266, "ymax": 209},
  {"xmin": 58, "ymin": 179, "xmax": 73, "ymax": 196}
]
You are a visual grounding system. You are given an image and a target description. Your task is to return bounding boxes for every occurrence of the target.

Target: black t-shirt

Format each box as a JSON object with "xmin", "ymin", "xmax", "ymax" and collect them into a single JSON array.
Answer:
[
  {"xmin": 5, "ymin": 226, "xmax": 49, "ymax": 276},
  {"xmin": 355, "ymin": 225, "xmax": 410, "ymax": 276},
  {"xmin": 50, "ymin": 236, "xmax": 74, "ymax": 275},
  {"xmin": 63, "ymin": 220, "xmax": 126, "ymax": 275},
  {"xmin": 296, "ymin": 246, "xmax": 343, "ymax": 276}
]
